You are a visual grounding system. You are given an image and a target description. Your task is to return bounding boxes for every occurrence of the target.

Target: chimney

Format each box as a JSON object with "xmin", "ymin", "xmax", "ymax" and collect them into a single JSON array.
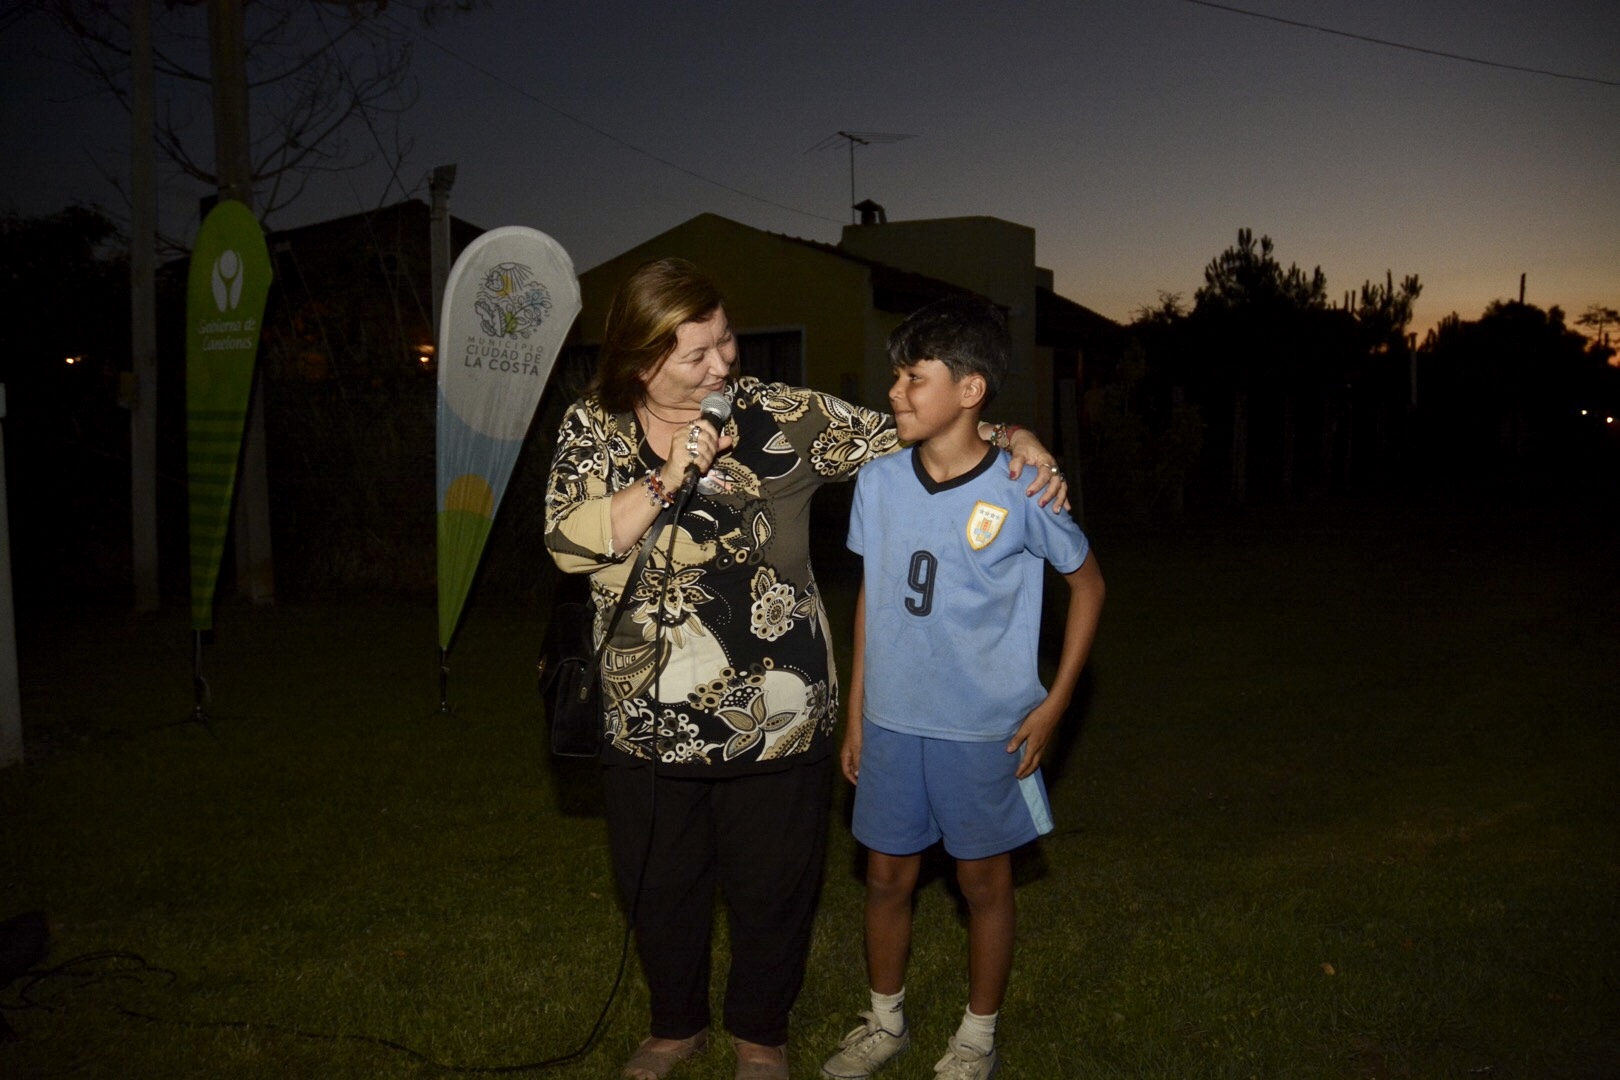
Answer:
[{"xmin": 853, "ymin": 199, "xmax": 887, "ymax": 226}]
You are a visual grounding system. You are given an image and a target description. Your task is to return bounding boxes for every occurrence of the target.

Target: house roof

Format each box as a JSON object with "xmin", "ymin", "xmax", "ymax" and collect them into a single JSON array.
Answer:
[
  {"xmin": 706, "ymin": 214, "xmax": 1122, "ymax": 340},
  {"xmin": 265, "ymin": 197, "xmax": 483, "ymax": 247},
  {"xmin": 158, "ymin": 197, "xmax": 484, "ymax": 283},
  {"xmin": 1036, "ymin": 285, "xmax": 1126, "ymax": 351},
  {"xmin": 600, "ymin": 211, "xmax": 979, "ymax": 316},
  {"xmin": 772, "ymin": 230, "xmax": 979, "ymax": 314}
]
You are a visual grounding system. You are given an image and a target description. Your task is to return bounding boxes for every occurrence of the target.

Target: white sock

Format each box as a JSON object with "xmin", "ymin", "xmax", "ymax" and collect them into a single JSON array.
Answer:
[
  {"xmin": 870, "ymin": 987, "xmax": 906, "ymax": 1035},
  {"xmin": 955, "ymin": 1007, "xmax": 997, "ymax": 1054}
]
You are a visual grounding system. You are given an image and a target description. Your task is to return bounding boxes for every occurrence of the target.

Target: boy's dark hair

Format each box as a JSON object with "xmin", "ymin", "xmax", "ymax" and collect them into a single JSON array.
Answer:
[{"xmin": 887, "ymin": 295, "xmax": 1009, "ymax": 407}]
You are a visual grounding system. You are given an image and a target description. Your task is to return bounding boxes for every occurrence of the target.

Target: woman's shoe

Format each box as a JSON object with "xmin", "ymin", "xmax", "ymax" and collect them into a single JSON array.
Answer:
[
  {"xmin": 733, "ymin": 1037, "xmax": 790, "ymax": 1080},
  {"xmin": 622, "ymin": 1029, "xmax": 709, "ymax": 1080}
]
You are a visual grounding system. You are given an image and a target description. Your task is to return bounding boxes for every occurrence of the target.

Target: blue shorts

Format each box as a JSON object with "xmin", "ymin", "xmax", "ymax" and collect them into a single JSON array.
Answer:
[{"xmin": 851, "ymin": 722, "xmax": 1054, "ymax": 860}]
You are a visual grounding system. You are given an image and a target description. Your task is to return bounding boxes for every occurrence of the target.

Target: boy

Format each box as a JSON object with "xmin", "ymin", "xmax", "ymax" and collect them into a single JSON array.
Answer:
[{"xmin": 823, "ymin": 297, "xmax": 1105, "ymax": 1080}]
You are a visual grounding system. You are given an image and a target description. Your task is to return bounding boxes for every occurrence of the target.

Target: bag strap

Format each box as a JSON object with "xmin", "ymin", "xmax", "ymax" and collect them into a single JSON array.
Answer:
[{"xmin": 572, "ymin": 502, "xmax": 676, "ymax": 700}]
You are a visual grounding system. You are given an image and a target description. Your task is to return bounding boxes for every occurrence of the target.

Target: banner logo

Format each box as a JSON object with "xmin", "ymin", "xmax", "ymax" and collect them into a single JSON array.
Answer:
[
  {"xmin": 475, "ymin": 262, "xmax": 552, "ymax": 338},
  {"xmin": 966, "ymin": 501, "xmax": 1008, "ymax": 550},
  {"xmin": 210, "ymin": 249, "xmax": 245, "ymax": 311}
]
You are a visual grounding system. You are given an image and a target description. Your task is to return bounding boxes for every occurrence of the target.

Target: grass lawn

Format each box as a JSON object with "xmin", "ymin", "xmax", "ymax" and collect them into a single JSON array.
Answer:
[{"xmin": 2, "ymin": 496, "xmax": 1616, "ymax": 1078}]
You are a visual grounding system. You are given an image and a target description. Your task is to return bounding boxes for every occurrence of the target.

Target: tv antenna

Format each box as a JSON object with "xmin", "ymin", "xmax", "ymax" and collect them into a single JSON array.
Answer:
[{"xmin": 807, "ymin": 131, "xmax": 917, "ymax": 222}]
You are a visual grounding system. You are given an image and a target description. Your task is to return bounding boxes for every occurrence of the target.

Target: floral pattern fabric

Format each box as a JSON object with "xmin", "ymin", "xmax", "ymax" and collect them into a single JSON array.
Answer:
[{"xmin": 544, "ymin": 377, "xmax": 898, "ymax": 777}]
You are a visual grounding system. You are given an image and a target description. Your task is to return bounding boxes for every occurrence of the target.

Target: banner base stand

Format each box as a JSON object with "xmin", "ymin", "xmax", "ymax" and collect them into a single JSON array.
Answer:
[
  {"xmin": 437, "ymin": 650, "xmax": 457, "ymax": 719},
  {"xmin": 189, "ymin": 631, "xmax": 214, "ymax": 728}
]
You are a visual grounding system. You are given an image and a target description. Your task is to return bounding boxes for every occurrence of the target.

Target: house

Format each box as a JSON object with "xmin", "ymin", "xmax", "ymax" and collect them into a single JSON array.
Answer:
[
  {"xmin": 152, "ymin": 197, "xmax": 487, "ymax": 598},
  {"xmin": 244, "ymin": 201, "xmax": 1119, "ymax": 454},
  {"xmin": 143, "ymin": 200, "xmax": 1120, "ymax": 596},
  {"xmin": 255, "ymin": 198, "xmax": 484, "ymax": 386},
  {"xmin": 571, "ymin": 210, "xmax": 1123, "ymax": 457}
]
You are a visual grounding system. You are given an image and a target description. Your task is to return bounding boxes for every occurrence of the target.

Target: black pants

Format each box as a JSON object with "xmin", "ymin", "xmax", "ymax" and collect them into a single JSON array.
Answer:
[{"xmin": 602, "ymin": 758, "xmax": 833, "ymax": 1047}]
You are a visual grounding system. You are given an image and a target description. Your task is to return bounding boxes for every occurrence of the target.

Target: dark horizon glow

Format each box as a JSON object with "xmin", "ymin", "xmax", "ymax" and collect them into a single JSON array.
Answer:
[{"xmin": 2, "ymin": 0, "xmax": 1616, "ymax": 341}]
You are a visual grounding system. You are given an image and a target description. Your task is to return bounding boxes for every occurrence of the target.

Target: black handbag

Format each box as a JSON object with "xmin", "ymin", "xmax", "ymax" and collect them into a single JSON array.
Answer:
[
  {"xmin": 537, "ymin": 601, "xmax": 603, "ymax": 758},
  {"xmin": 537, "ymin": 504, "xmax": 673, "ymax": 758}
]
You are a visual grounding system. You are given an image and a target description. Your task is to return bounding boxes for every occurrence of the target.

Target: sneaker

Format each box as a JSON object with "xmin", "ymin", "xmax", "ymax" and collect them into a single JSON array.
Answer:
[
  {"xmin": 821, "ymin": 1011, "xmax": 910, "ymax": 1078},
  {"xmin": 932, "ymin": 1035, "xmax": 999, "ymax": 1080}
]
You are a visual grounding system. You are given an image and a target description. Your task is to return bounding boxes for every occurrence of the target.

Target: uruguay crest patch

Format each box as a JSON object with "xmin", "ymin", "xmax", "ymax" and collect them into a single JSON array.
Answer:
[{"xmin": 967, "ymin": 501, "xmax": 1009, "ymax": 550}]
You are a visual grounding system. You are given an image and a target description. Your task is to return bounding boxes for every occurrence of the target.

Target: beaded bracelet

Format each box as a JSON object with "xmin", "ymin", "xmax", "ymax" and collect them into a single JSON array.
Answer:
[
  {"xmin": 644, "ymin": 469, "xmax": 674, "ymax": 509},
  {"xmin": 991, "ymin": 422, "xmax": 1022, "ymax": 449}
]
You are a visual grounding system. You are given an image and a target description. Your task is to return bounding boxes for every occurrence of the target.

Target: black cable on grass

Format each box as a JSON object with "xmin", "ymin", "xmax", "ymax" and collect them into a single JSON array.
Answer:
[
  {"xmin": 3, "ymin": 949, "xmax": 174, "ymax": 1018},
  {"xmin": 5, "ymin": 496, "xmax": 701, "ymax": 1072},
  {"xmin": 3, "ymin": 942, "xmax": 633, "ymax": 1073}
]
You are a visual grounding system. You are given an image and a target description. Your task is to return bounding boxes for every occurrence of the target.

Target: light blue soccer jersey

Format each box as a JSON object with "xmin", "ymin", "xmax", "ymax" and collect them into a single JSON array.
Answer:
[{"xmin": 848, "ymin": 445, "xmax": 1090, "ymax": 742}]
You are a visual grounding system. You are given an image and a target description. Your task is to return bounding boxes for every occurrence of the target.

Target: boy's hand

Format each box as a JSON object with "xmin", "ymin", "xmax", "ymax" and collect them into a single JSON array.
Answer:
[
  {"xmin": 840, "ymin": 720, "xmax": 863, "ymax": 785},
  {"xmin": 1006, "ymin": 700, "xmax": 1064, "ymax": 779}
]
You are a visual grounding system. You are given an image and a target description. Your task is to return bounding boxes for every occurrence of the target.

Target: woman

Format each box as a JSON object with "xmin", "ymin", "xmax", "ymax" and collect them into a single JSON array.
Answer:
[{"xmin": 543, "ymin": 258, "xmax": 1067, "ymax": 1080}]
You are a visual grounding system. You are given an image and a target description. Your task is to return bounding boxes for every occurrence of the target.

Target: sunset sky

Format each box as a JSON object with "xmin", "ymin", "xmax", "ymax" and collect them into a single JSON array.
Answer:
[{"xmin": 3, "ymin": 0, "xmax": 1616, "ymax": 340}]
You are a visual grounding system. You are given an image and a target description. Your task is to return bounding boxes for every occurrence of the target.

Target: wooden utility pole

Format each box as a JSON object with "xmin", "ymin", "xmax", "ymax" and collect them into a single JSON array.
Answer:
[
  {"xmin": 207, "ymin": 0, "xmax": 275, "ymax": 604},
  {"xmin": 429, "ymin": 164, "xmax": 457, "ymax": 337},
  {"xmin": 208, "ymin": 0, "xmax": 251, "ymax": 206},
  {"xmin": 131, "ymin": 0, "xmax": 159, "ymax": 612}
]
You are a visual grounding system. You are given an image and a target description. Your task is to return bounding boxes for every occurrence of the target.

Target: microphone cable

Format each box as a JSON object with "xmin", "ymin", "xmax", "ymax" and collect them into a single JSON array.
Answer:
[
  {"xmin": 2, "ymin": 510, "xmax": 695, "ymax": 1074},
  {"xmin": 586, "ymin": 455, "xmax": 713, "ymax": 1065},
  {"xmin": 536, "ymin": 482, "xmax": 692, "ymax": 1067},
  {"xmin": 6, "ymin": 423, "xmax": 730, "ymax": 1073}
]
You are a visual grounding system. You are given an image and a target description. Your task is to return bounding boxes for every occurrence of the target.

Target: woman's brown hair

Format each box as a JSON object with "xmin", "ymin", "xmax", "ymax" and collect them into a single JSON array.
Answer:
[{"xmin": 590, "ymin": 257, "xmax": 725, "ymax": 413}]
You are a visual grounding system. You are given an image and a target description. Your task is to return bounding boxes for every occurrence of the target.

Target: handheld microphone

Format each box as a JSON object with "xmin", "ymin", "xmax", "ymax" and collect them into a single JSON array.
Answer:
[{"xmin": 683, "ymin": 391, "xmax": 733, "ymax": 485}]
